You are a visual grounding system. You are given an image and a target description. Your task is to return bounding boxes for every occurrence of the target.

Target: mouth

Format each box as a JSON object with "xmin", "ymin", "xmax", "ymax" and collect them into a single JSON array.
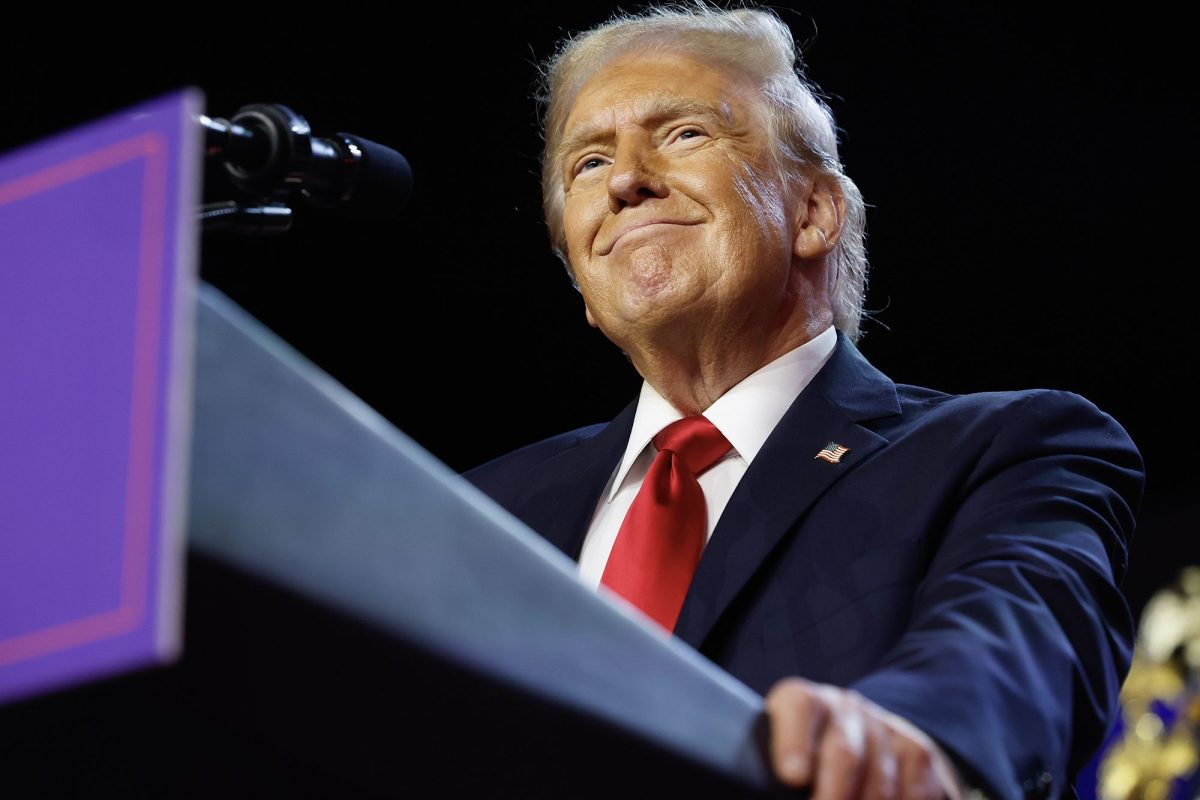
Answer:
[{"xmin": 599, "ymin": 220, "xmax": 699, "ymax": 256}]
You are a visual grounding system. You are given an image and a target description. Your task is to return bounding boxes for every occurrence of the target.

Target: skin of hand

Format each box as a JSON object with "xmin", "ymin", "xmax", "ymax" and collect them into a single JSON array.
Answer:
[{"xmin": 765, "ymin": 677, "xmax": 968, "ymax": 800}]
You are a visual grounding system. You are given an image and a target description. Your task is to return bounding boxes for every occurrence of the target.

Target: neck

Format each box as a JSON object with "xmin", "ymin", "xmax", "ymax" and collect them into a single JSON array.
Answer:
[{"xmin": 627, "ymin": 310, "xmax": 832, "ymax": 415}]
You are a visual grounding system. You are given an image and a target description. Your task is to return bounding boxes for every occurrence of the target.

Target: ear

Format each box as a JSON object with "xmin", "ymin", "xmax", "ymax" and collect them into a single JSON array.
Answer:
[{"xmin": 793, "ymin": 174, "xmax": 846, "ymax": 260}]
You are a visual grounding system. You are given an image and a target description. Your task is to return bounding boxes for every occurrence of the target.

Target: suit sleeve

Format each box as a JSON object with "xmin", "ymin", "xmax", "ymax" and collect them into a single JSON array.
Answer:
[{"xmin": 850, "ymin": 390, "xmax": 1144, "ymax": 800}]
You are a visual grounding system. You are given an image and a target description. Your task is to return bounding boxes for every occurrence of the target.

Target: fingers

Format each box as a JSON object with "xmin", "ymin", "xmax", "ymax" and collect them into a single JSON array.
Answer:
[
  {"xmin": 893, "ymin": 733, "xmax": 939, "ymax": 800},
  {"xmin": 766, "ymin": 677, "xmax": 829, "ymax": 787},
  {"xmin": 883, "ymin": 710, "xmax": 965, "ymax": 800},
  {"xmin": 765, "ymin": 678, "xmax": 963, "ymax": 800},
  {"xmin": 810, "ymin": 691, "xmax": 868, "ymax": 800},
  {"xmin": 858, "ymin": 709, "xmax": 898, "ymax": 800}
]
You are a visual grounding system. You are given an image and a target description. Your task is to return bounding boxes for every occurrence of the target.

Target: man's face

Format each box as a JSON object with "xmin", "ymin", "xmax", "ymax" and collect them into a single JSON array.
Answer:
[{"xmin": 559, "ymin": 50, "xmax": 804, "ymax": 355}]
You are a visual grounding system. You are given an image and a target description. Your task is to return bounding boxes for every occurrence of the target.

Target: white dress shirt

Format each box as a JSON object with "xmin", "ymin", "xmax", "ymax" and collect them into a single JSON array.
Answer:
[{"xmin": 578, "ymin": 326, "xmax": 838, "ymax": 589}]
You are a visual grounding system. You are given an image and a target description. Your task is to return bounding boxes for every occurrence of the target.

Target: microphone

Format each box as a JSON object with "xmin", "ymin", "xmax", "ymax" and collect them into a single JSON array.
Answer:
[{"xmin": 200, "ymin": 104, "xmax": 412, "ymax": 220}]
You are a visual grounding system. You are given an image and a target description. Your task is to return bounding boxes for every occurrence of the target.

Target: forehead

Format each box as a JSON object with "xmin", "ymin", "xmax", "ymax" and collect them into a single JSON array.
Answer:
[{"xmin": 562, "ymin": 50, "xmax": 760, "ymax": 140}]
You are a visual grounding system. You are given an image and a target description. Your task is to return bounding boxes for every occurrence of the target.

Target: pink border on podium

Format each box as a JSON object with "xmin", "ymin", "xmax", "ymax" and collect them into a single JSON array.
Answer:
[
  {"xmin": 0, "ymin": 89, "xmax": 201, "ymax": 705},
  {"xmin": 0, "ymin": 134, "xmax": 167, "ymax": 668}
]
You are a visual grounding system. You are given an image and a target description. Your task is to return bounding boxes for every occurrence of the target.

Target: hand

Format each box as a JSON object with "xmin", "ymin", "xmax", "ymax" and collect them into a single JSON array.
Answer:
[{"xmin": 765, "ymin": 677, "xmax": 967, "ymax": 800}]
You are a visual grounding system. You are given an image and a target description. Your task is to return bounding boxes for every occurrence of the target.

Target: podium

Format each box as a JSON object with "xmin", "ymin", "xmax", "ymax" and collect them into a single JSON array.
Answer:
[
  {"xmin": 1, "ymin": 283, "xmax": 785, "ymax": 796},
  {"xmin": 0, "ymin": 91, "xmax": 786, "ymax": 795}
]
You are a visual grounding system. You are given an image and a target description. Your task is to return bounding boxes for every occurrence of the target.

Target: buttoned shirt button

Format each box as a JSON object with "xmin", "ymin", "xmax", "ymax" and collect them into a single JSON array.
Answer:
[{"xmin": 1023, "ymin": 771, "xmax": 1053, "ymax": 799}]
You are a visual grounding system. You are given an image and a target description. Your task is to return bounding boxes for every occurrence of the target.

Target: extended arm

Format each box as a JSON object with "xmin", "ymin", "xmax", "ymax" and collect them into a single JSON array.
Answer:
[{"xmin": 766, "ymin": 391, "xmax": 1144, "ymax": 800}]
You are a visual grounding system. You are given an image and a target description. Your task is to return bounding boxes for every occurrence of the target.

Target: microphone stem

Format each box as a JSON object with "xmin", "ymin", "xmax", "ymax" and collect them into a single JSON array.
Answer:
[{"xmin": 198, "ymin": 114, "xmax": 270, "ymax": 170}]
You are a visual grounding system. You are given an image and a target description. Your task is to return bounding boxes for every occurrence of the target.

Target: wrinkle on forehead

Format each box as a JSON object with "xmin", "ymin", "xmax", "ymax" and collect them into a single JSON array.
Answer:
[
  {"xmin": 558, "ymin": 95, "xmax": 738, "ymax": 165},
  {"xmin": 555, "ymin": 52, "xmax": 763, "ymax": 169}
]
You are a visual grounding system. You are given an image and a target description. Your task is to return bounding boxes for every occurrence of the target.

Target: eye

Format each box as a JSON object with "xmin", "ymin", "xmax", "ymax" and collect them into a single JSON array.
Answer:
[
  {"xmin": 670, "ymin": 127, "xmax": 707, "ymax": 144},
  {"xmin": 573, "ymin": 155, "xmax": 609, "ymax": 176}
]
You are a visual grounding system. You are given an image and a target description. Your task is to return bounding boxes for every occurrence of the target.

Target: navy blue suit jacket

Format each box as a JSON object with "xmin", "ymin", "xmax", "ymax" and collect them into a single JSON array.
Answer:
[{"xmin": 465, "ymin": 336, "xmax": 1143, "ymax": 800}]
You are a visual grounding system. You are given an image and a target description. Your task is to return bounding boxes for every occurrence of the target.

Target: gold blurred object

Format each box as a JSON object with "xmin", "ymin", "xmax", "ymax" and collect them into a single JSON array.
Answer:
[{"xmin": 1099, "ymin": 567, "xmax": 1200, "ymax": 800}]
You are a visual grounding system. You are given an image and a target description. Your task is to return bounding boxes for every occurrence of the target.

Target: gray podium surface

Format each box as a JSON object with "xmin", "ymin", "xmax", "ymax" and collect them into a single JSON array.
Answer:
[{"xmin": 188, "ymin": 282, "xmax": 777, "ymax": 790}]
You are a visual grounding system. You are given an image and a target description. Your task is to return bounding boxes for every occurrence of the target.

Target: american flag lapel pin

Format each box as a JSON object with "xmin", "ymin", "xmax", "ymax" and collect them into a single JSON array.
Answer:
[{"xmin": 815, "ymin": 442, "xmax": 850, "ymax": 464}]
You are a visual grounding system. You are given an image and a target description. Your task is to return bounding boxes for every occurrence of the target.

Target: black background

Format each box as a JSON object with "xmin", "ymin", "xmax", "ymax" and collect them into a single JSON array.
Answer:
[{"xmin": 3, "ymin": 2, "xmax": 1193, "ymax": 619}]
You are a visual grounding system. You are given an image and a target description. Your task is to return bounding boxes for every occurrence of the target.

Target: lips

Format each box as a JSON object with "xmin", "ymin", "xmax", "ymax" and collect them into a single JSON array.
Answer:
[{"xmin": 598, "ymin": 219, "xmax": 700, "ymax": 256}]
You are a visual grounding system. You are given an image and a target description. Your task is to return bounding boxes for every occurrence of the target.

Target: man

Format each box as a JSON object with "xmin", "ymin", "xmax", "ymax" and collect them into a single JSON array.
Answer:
[{"xmin": 466, "ymin": 5, "xmax": 1143, "ymax": 800}]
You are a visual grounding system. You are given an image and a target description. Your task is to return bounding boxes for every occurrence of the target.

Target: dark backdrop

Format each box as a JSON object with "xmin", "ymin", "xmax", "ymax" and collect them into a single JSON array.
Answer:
[{"xmin": 3, "ymin": 3, "xmax": 1192, "ymax": 619}]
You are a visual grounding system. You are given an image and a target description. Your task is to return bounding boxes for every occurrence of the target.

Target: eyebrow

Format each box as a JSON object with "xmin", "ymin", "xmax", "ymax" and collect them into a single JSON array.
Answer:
[{"xmin": 556, "ymin": 96, "xmax": 737, "ymax": 167}]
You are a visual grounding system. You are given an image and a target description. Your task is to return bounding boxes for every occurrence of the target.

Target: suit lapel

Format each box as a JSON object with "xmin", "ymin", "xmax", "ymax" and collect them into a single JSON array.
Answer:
[
  {"xmin": 673, "ymin": 337, "xmax": 902, "ymax": 650},
  {"xmin": 516, "ymin": 400, "xmax": 637, "ymax": 560}
]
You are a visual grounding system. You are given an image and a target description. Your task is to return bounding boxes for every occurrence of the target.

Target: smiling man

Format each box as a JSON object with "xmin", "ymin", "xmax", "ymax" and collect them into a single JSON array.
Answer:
[
  {"xmin": 466, "ymin": 5, "xmax": 1143, "ymax": 800},
  {"xmin": 560, "ymin": 48, "xmax": 835, "ymax": 417}
]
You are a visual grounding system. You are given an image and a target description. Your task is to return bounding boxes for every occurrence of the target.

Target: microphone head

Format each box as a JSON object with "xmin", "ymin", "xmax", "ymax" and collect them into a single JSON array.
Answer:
[{"xmin": 325, "ymin": 133, "xmax": 413, "ymax": 220}]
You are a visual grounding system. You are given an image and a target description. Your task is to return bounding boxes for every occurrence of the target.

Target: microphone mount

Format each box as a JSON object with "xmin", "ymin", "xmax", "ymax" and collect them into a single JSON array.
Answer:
[{"xmin": 199, "ymin": 103, "xmax": 410, "ymax": 235}]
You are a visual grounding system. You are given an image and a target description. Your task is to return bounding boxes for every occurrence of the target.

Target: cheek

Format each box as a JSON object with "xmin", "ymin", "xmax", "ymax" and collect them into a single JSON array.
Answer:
[
  {"xmin": 692, "ymin": 150, "xmax": 791, "ymax": 250},
  {"xmin": 745, "ymin": 177, "xmax": 796, "ymax": 270},
  {"xmin": 562, "ymin": 205, "xmax": 606, "ymax": 300},
  {"xmin": 563, "ymin": 192, "xmax": 607, "ymax": 260},
  {"xmin": 729, "ymin": 160, "xmax": 788, "ymax": 234}
]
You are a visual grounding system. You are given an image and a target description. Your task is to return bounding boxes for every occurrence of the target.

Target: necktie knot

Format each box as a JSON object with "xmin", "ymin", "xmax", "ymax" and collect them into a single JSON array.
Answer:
[{"xmin": 652, "ymin": 415, "xmax": 732, "ymax": 477}]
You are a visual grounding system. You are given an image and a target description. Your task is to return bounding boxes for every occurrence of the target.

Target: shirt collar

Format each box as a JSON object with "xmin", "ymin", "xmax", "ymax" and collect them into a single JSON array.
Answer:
[{"xmin": 606, "ymin": 325, "xmax": 838, "ymax": 502}]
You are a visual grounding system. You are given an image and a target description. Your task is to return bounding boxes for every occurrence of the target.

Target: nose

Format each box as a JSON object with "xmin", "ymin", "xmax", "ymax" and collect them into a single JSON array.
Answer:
[{"xmin": 606, "ymin": 137, "xmax": 668, "ymax": 213}]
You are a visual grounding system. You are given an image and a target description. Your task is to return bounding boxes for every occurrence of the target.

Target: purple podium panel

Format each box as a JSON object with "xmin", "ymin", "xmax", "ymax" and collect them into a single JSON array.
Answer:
[{"xmin": 0, "ymin": 90, "xmax": 202, "ymax": 704}]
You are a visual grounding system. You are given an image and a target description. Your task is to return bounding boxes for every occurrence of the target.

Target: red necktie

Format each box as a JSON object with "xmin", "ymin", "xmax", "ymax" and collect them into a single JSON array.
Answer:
[{"xmin": 600, "ymin": 415, "xmax": 733, "ymax": 631}]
